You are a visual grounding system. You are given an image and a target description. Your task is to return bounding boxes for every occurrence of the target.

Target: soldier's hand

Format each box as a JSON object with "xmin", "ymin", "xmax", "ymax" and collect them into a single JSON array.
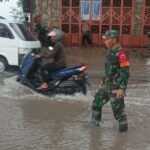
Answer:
[
  {"xmin": 34, "ymin": 54, "xmax": 42, "ymax": 59},
  {"xmin": 117, "ymin": 89, "xmax": 125, "ymax": 98},
  {"xmin": 99, "ymin": 80, "xmax": 104, "ymax": 88}
]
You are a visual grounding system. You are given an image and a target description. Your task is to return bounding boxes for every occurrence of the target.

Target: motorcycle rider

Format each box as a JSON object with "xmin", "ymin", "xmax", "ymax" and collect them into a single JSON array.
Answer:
[
  {"xmin": 36, "ymin": 28, "xmax": 67, "ymax": 90},
  {"xmin": 90, "ymin": 30, "xmax": 130, "ymax": 132}
]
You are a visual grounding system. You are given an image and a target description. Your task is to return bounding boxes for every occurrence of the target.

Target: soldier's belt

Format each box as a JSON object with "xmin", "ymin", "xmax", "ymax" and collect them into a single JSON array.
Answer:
[
  {"xmin": 105, "ymin": 75, "xmax": 118, "ymax": 81},
  {"xmin": 111, "ymin": 90, "xmax": 118, "ymax": 94}
]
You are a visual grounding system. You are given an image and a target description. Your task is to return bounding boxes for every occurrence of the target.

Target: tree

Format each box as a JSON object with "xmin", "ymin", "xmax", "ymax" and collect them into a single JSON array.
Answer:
[
  {"xmin": 9, "ymin": 0, "xmax": 29, "ymax": 21},
  {"xmin": 0, "ymin": 0, "xmax": 9, "ymax": 2}
]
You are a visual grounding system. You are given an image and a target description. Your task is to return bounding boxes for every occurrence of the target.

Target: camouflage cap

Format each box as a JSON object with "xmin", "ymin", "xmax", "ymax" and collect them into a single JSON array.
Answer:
[{"xmin": 102, "ymin": 30, "xmax": 119, "ymax": 39}]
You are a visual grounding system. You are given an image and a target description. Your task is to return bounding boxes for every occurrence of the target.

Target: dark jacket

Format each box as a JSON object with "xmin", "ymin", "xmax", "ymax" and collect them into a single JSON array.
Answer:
[{"xmin": 41, "ymin": 41, "xmax": 67, "ymax": 68}]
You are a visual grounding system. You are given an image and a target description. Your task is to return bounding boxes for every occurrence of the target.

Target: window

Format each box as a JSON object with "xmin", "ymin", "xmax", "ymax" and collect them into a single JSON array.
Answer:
[
  {"xmin": 113, "ymin": 0, "xmax": 121, "ymax": 7},
  {"xmin": 123, "ymin": 0, "xmax": 132, "ymax": 7},
  {"xmin": 62, "ymin": 0, "xmax": 70, "ymax": 7},
  {"xmin": 92, "ymin": 0, "xmax": 100, "ymax": 20},
  {"xmin": 81, "ymin": 0, "xmax": 90, "ymax": 20},
  {"xmin": 102, "ymin": 0, "xmax": 110, "ymax": 7},
  {"xmin": 146, "ymin": 0, "xmax": 150, "ymax": 6},
  {"xmin": 10, "ymin": 23, "xmax": 36, "ymax": 41},
  {"xmin": 0, "ymin": 23, "xmax": 14, "ymax": 39},
  {"xmin": 72, "ymin": 0, "xmax": 80, "ymax": 7},
  {"xmin": 81, "ymin": 0, "xmax": 101, "ymax": 20}
]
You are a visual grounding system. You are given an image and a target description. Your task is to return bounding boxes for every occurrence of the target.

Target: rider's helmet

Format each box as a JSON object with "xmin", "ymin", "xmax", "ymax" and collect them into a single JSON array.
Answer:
[
  {"xmin": 48, "ymin": 31, "xmax": 56, "ymax": 36},
  {"xmin": 48, "ymin": 28, "xmax": 64, "ymax": 43}
]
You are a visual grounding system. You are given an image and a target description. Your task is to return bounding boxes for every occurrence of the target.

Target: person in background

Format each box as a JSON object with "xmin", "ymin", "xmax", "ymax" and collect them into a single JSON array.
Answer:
[
  {"xmin": 0, "ymin": 26, "xmax": 9, "ymax": 38},
  {"xmin": 90, "ymin": 30, "xmax": 130, "ymax": 132},
  {"xmin": 23, "ymin": 16, "xmax": 30, "ymax": 29},
  {"xmin": 81, "ymin": 22, "xmax": 92, "ymax": 46}
]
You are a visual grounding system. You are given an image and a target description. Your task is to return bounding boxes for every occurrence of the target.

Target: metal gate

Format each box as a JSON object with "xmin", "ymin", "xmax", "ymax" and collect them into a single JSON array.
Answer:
[
  {"xmin": 60, "ymin": 0, "xmax": 81, "ymax": 46},
  {"xmin": 141, "ymin": 0, "xmax": 150, "ymax": 47},
  {"xmin": 60, "ymin": 0, "xmax": 150, "ymax": 47},
  {"xmin": 60, "ymin": 0, "xmax": 135, "ymax": 47},
  {"xmin": 30, "ymin": 0, "xmax": 150, "ymax": 47}
]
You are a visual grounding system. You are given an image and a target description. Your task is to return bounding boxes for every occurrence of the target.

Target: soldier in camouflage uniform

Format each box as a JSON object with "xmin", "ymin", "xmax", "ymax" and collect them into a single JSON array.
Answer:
[{"xmin": 91, "ymin": 30, "xmax": 130, "ymax": 132}]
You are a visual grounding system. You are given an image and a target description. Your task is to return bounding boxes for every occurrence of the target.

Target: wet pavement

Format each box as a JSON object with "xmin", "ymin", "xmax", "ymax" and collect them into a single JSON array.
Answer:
[{"xmin": 0, "ymin": 47, "xmax": 150, "ymax": 150}]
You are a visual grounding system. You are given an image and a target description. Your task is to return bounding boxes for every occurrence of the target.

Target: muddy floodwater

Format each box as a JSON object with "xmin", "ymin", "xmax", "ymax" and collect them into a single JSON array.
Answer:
[{"xmin": 0, "ymin": 47, "xmax": 150, "ymax": 150}]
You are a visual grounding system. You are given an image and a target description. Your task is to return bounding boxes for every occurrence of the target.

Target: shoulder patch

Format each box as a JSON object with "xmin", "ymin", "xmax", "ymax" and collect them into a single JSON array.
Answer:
[{"xmin": 118, "ymin": 50, "xmax": 130, "ymax": 68}]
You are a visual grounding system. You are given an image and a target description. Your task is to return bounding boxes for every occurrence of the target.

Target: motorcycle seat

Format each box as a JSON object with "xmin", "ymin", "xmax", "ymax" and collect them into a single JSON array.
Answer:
[{"xmin": 51, "ymin": 64, "xmax": 82, "ymax": 74}]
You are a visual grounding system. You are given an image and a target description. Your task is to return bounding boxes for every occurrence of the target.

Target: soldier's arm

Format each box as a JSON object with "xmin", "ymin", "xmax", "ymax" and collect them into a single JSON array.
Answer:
[{"xmin": 119, "ymin": 67, "xmax": 130, "ymax": 90}]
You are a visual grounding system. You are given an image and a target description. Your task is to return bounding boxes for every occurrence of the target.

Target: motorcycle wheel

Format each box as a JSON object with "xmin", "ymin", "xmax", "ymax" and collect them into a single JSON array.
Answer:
[
  {"xmin": 76, "ymin": 80, "xmax": 87, "ymax": 95},
  {"xmin": 53, "ymin": 80, "xmax": 87, "ymax": 95},
  {"xmin": 54, "ymin": 87, "xmax": 74, "ymax": 95}
]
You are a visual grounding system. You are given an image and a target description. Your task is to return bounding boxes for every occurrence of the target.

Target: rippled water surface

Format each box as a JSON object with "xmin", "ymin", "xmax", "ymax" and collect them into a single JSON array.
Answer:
[{"xmin": 0, "ymin": 48, "xmax": 150, "ymax": 150}]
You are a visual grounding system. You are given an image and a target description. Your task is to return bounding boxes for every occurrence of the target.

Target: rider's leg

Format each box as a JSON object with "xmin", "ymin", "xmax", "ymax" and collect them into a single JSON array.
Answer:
[{"xmin": 37, "ymin": 63, "xmax": 56, "ymax": 89}]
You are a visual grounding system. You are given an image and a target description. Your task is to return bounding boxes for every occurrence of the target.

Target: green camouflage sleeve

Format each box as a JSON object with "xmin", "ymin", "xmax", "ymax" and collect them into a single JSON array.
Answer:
[{"xmin": 118, "ymin": 67, "xmax": 130, "ymax": 90}]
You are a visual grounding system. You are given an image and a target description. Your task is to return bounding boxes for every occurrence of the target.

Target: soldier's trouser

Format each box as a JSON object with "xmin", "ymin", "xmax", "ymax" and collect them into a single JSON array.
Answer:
[{"xmin": 91, "ymin": 88, "xmax": 125, "ymax": 123}]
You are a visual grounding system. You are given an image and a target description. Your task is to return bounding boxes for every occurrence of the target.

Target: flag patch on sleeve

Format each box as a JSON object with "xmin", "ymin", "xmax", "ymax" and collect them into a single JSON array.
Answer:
[{"xmin": 118, "ymin": 50, "xmax": 130, "ymax": 68}]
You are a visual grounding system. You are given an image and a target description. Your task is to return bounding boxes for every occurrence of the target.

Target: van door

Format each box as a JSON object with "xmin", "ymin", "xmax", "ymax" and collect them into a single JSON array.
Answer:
[{"xmin": 0, "ymin": 23, "xmax": 19, "ymax": 66}]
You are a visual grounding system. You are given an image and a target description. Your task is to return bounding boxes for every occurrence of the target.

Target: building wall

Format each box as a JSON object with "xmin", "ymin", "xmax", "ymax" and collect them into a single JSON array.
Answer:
[
  {"xmin": 31, "ymin": 0, "xmax": 149, "ymax": 47},
  {"xmin": 133, "ymin": 0, "xmax": 143, "ymax": 35}
]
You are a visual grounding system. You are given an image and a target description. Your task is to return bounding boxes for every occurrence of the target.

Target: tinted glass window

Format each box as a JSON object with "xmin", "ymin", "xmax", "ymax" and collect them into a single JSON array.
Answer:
[
  {"xmin": 0, "ymin": 23, "xmax": 14, "ymax": 39},
  {"xmin": 10, "ymin": 23, "xmax": 36, "ymax": 41}
]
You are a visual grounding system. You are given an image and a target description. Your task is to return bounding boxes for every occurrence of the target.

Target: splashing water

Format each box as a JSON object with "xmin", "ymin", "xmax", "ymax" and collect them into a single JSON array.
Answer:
[{"xmin": 1, "ymin": 76, "xmax": 93, "ymax": 102}]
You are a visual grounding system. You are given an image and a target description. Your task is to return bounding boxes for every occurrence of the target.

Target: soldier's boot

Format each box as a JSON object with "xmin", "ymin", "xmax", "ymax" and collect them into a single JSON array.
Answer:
[
  {"xmin": 90, "ymin": 110, "xmax": 101, "ymax": 127},
  {"xmin": 118, "ymin": 114, "xmax": 128, "ymax": 132}
]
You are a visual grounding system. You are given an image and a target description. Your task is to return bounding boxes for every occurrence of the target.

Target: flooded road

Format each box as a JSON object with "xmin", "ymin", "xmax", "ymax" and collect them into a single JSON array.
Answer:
[{"xmin": 0, "ymin": 47, "xmax": 150, "ymax": 150}]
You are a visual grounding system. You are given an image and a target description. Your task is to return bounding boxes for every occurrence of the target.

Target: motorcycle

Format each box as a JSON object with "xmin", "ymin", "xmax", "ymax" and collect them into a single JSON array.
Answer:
[{"xmin": 17, "ymin": 51, "xmax": 89, "ymax": 95}]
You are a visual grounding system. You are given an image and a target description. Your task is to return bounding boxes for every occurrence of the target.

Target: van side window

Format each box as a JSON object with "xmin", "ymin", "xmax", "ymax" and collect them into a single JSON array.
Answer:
[
  {"xmin": 0, "ymin": 23, "xmax": 14, "ymax": 39},
  {"xmin": 10, "ymin": 23, "xmax": 35, "ymax": 41}
]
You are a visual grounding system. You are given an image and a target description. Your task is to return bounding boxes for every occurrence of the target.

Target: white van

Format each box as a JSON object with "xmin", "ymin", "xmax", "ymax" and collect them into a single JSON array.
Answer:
[{"xmin": 0, "ymin": 18, "xmax": 41, "ymax": 72}]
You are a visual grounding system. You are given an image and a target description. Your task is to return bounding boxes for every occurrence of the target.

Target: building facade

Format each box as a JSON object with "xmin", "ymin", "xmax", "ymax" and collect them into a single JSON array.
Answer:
[{"xmin": 30, "ymin": 0, "xmax": 150, "ymax": 47}]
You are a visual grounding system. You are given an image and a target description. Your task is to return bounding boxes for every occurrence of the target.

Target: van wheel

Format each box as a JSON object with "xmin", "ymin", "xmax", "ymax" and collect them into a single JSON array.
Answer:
[{"xmin": 0, "ymin": 58, "xmax": 8, "ymax": 72}]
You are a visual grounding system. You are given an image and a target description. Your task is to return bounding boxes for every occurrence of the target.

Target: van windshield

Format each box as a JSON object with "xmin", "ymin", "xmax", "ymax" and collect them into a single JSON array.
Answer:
[{"xmin": 10, "ymin": 23, "xmax": 36, "ymax": 41}]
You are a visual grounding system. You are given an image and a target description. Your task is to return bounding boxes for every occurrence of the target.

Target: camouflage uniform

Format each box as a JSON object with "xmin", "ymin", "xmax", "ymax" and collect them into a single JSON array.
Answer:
[{"xmin": 91, "ymin": 44, "xmax": 130, "ymax": 131}]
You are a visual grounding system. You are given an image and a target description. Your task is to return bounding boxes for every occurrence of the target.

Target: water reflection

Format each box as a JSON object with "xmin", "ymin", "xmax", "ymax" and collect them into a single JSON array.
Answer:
[{"xmin": 0, "ymin": 48, "xmax": 150, "ymax": 149}]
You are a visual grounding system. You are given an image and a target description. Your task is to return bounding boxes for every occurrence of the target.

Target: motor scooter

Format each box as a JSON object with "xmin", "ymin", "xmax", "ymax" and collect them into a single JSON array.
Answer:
[{"xmin": 17, "ymin": 51, "xmax": 89, "ymax": 95}]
